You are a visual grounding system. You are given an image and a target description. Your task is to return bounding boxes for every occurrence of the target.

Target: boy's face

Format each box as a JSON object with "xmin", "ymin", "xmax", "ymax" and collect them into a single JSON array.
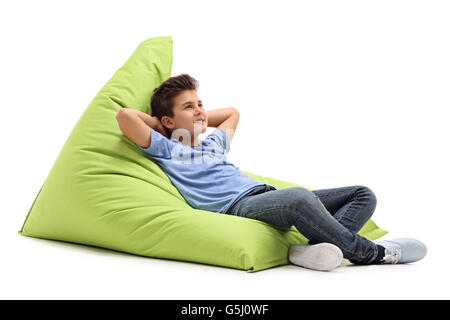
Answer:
[{"xmin": 162, "ymin": 89, "xmax": 208, "ymax": 142}]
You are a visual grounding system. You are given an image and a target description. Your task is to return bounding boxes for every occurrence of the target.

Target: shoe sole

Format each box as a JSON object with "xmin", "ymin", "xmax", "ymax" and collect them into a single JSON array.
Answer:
[{"xmin": 288, "ymin": 243, "xmax": 343, "ymax": 271}]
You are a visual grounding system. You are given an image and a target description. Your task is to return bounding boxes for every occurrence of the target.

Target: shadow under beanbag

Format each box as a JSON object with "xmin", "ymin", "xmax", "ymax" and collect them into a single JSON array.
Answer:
[{"xmin": 19, "ymin": 36, "xmax": 387, "ymax": 272}]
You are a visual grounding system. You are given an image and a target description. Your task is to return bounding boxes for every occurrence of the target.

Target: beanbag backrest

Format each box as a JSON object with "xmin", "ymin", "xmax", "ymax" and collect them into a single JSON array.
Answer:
[{"xmin": 20, "ymin": 36, "xmax": 387, "ymax": 272}]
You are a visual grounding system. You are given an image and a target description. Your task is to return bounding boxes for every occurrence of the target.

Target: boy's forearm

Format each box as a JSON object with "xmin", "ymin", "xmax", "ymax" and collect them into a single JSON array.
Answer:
[
  {"xmin": 206, "ymin": 107, "xmax": 237, "ymax": 127},
  {"xmin": 118, "ymin": 108, "xmax": 168, "ymax": 137},
  {"xmin": 123, "ymin": 108, "xmax": 154, "ymax": 127}
]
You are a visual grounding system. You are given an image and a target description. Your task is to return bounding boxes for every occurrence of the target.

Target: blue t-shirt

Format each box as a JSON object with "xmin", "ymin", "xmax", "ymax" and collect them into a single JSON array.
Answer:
[{"xmin": 137, "ymin": 127, "xmax": 277, "ymax": 213}]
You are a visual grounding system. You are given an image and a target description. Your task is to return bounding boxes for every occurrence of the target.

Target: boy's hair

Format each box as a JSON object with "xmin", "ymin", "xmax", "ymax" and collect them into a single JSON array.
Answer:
[{"xmin": 150, "ymin": 73, "xmax": 200, "ymax": 123}]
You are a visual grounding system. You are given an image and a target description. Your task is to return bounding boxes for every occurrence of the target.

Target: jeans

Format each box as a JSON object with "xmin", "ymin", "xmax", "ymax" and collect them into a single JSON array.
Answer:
[{"xmin": 225, "ymin": 184, "xmax": 380, "ymax": 264}]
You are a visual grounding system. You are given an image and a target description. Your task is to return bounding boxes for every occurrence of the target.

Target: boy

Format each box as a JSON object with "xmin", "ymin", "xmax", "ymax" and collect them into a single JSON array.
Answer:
[{"xmin": 116, "ymin": 74, "xmax": 427, "ymax": 271}]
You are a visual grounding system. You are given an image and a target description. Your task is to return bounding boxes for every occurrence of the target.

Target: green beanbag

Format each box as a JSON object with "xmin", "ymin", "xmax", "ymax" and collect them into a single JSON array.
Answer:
[{"xmin": 19, "ymin": 36, "xmax": 387, "ymax": 272}]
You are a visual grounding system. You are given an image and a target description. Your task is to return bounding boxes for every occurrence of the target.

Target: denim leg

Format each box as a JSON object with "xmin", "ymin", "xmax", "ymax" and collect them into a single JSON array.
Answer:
[
  {"xmin": 311, "ymin": 185, "xmax": 377, "ymax": 234},
  {"xmin": 226, "ymin": 187, "xmax": 379, "ymax": 265}
]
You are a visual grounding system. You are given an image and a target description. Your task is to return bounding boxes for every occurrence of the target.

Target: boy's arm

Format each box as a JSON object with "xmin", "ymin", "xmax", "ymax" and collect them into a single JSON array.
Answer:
[
  {"xmin": 115, "ymin": 108, "xmax": 168, "ymax": 148},
  {"xmin": 206, "ymin": 107, "xmax": 240, "ymax": 143}
]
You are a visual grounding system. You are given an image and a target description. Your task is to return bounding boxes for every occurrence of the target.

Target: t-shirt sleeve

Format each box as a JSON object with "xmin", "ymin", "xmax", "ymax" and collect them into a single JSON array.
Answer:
[
  {"xmin": 137, "ymin": 127, "xmax": 175, "ymax": 159},
  {"xmin": 207, "ymin": 128, "xmax": 231, "ymax": 154}
]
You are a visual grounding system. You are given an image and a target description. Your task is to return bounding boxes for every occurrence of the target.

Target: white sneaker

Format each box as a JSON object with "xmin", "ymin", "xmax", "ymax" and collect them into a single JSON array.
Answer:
[
  {"xmin": 288, "ymin": 243, "xmax": 343, "ymax": 271},
  {"xmin": 374, "ymin": 238, "xmax": 427, "ymax": 264}
]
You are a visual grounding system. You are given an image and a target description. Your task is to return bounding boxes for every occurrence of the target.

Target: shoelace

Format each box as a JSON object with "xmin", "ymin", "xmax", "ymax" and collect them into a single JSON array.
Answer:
[{"xmin": 382, "ymin": 247, "xmax": 402, "ymax": 264}]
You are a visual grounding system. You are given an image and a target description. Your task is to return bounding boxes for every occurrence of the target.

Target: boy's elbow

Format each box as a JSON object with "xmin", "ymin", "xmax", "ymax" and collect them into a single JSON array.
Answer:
[
  {"xmin": 116, "ymin": 109, "xmax": 133, "ymax": 129},
  {"xmin": 116, "ymin": 108, "xmax": 128, "ymax": 120},
  {"xmin": 231, "ymin": 107, "xmax": 239, "ymax": 116},
  {"xmin": 115, "ymin": 109, "xmax": 132, "ymax": 135}
]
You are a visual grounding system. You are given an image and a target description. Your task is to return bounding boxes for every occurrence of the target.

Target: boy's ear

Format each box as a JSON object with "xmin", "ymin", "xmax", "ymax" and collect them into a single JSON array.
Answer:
[{"xmin": 161, "ymin": 116, "xmax": 173, "ymax": 128}]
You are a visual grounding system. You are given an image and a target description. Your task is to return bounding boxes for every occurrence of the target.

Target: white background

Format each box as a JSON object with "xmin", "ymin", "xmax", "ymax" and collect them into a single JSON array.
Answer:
[{"xmin": 1, "ymin": 0, "xmax": 449, "ymax": 299}]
